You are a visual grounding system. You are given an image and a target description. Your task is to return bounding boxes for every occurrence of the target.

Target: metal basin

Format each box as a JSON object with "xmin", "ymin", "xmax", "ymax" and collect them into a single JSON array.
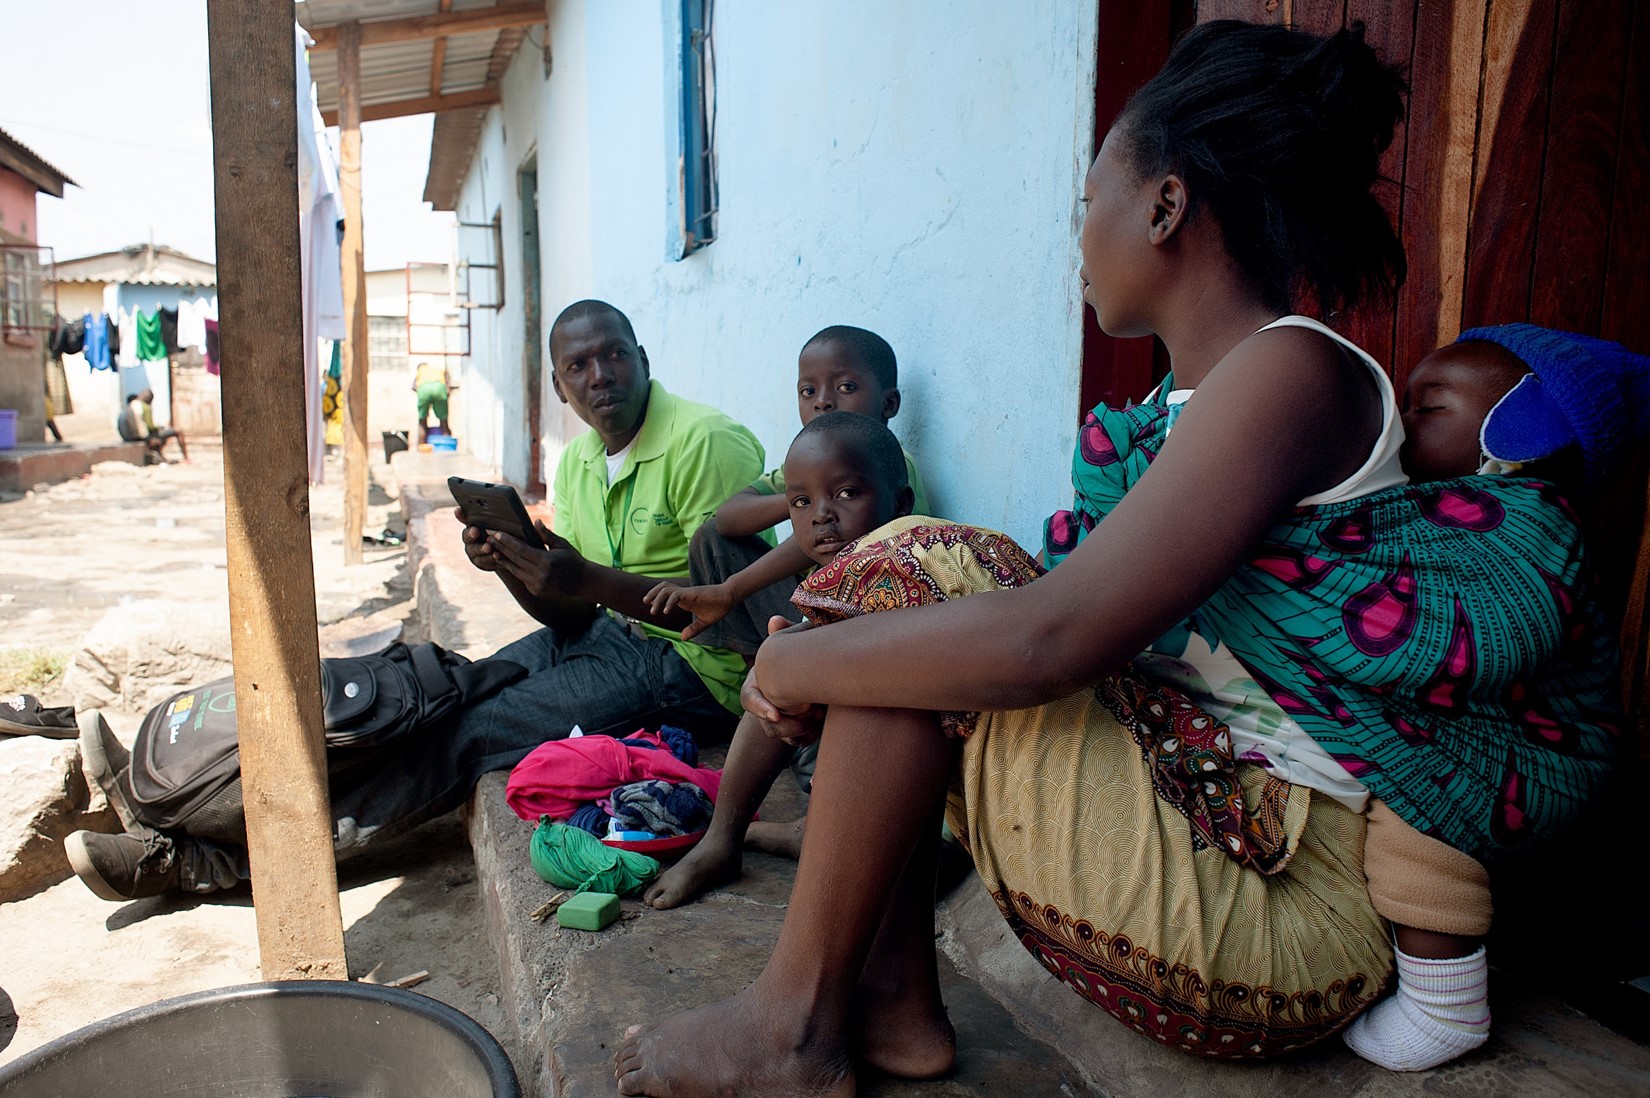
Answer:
[{"xmin": 0, "ymin": 980, "xmax": 519, "ymax": 1097}]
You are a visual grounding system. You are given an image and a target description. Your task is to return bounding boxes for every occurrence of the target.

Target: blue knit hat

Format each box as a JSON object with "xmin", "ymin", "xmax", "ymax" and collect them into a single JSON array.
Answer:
[{"xmin": 1457, "ymin": 323, "xmax": 1650, "ymax": 489}]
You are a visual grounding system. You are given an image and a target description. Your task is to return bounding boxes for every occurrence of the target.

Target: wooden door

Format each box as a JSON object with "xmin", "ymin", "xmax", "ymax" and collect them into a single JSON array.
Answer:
[{"xmin": 1083, "ymin": 0, "xmax": 1648, "ymax": 395}]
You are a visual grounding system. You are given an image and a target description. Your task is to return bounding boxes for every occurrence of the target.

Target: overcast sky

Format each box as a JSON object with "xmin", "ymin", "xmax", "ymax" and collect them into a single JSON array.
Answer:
[{"xmin": 1, "ymin": 0, "xmax": 454, "ymax": 272}]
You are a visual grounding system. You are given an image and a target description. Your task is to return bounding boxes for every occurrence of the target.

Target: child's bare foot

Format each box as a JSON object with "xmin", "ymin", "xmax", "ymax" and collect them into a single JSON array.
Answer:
[
  {"xmin": 747, "ymin": 814, "xmax": 807, "ymax": 860},
  {"xmin": 851, "ymin": 970, "xmax": 956, "ymax": 1079},
  {"xmin": 615, "ymin": 987, "xmax": 855, "ymax": 1097},
  {"xmin": 642, "ymin": 831, "xmax": 742, "ymax": 909}
]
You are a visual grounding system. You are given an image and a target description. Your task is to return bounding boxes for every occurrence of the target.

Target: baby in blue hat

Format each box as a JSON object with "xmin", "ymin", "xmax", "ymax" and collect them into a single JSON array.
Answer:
[
  {"xmin": 1348, "ymin": 324, "xmax": 1648, "ymax": 1073},
  {"xmin": 1402, "ymin": 323, "xmax": 1650, "ymax": 491}
]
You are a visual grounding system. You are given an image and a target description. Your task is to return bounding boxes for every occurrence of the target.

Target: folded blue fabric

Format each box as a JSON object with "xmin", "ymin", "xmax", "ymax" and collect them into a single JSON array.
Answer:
[{"xmin": 607, "ymin": 779, "xmax": 712, "ymax": 837}]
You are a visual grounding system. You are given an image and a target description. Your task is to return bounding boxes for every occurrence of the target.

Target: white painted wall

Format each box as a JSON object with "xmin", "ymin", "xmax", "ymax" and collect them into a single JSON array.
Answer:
[{"xmin": 453, "ymin": 0, "xmax": 1097, "ymax": 544}]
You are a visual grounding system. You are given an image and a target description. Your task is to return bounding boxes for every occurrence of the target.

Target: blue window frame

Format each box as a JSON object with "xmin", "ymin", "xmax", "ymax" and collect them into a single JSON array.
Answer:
[{"xmin": 677, "ymin": 0, "xmax": 717, "ymax": 255}]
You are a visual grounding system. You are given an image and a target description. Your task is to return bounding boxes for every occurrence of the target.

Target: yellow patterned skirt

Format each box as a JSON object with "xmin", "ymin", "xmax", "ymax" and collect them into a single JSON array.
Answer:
[
  {"xmin": 950, "ymin": 690, "xmax": 1391, "ymax": 1057},
  {"xmin": 795, "ymin": 517, "xmax": 1394, "ymax": 1058}
]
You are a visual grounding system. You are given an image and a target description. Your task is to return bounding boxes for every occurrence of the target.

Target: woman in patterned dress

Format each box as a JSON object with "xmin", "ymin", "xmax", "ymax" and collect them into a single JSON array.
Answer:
[{"xmin": 616, "ymin": 20, "xmax": 1618, "ymax": 1097}]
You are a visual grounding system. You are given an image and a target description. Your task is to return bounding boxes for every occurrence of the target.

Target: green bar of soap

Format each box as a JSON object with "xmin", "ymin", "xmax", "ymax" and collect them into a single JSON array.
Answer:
[{"xmin": 557, "ymin": 891, "xmax": 621, "ymax": 931}]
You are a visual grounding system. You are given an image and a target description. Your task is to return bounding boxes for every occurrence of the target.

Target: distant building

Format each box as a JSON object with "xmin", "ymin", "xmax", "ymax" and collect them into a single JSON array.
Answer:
[
  {"xmin": 52, "ymin": 243, "xmax": 217, "ymax": 442},
  {"xmin": 364, "ymin": 262, "xmax": 464, "ymax": 441},
  {"xmin": 0, "ymin": 126, "xmax": 74, "ymax": 445}
]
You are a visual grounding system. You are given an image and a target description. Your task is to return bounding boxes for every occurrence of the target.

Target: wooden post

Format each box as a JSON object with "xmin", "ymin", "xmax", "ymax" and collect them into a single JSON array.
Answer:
[
  {"xmin": 339, "ymin": 21, "xmax": 370, "ymax": 567},
  {"xmin": 205, "ymin": 0, "xmax": 347, "ymax": 980}
]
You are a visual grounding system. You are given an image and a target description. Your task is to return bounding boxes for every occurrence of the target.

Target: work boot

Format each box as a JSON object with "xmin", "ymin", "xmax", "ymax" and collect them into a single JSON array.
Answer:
[
  {"xmin": 65, "ymin": 826, "xmax": 249, "ymax": 901},
  {"xmin": 64, "ymin": 829, "xmax": 181, "ymax": 901},
  {"xmin": 77, "ymin": 710, "xmax": 139, "ymax": 831}
]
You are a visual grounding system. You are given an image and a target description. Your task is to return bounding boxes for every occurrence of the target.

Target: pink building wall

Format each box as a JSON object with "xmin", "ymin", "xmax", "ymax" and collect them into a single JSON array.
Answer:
[
  {"xmin": 0, "ymin": 165, "xmax": 46, "ymax": 441},
  {"xmin": 0, "ymin": 167, "xmax": 39, "ymax": 243}
]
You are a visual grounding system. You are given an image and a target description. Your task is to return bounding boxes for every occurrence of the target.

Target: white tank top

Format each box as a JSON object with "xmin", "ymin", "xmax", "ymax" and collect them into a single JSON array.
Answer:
[
  {"xmin": 1161, "ymin": 314, "xmax": 1407, "ymax": 504},
  {"xmin": 1146, "ymin": 315, "xmax": 1408, "ymax": 809}
]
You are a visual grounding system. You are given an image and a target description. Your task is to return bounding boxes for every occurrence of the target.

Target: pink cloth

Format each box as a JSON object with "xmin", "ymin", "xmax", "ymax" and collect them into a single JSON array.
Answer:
[
  {"xmin": 204, "ymin": 319, "xmax": 220, "ymax": 376},
  {"xmin": 504, "ymin": 731, "xmax": 723, "ymax": 821}
]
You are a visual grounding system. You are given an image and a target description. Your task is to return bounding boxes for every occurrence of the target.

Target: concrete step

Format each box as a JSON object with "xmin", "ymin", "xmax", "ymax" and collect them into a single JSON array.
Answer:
[
  {"xmin": 400, "ymin": 463, "xmax": 1650, "ymax": 1097},
  {"xmin": 468, "ymin": 767, "xmax": 1089, "ymax": 1097},
  {"xmin": 0, "ymin": 441, "xmax": 145, "ymax": 493},
  {"xmin": 401, "ymin": 466, "xmax": 1091, "ymax": 1094},
  {"xmin": 936, "ymin": 876, "xmax": 1650, "ymax": 1096}
]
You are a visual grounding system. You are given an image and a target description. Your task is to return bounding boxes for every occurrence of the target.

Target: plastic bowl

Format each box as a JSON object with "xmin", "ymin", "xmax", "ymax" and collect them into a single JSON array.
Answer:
[{"xmin": 0, "ymin": 980, "xmax": 519, "ymax": 1097}]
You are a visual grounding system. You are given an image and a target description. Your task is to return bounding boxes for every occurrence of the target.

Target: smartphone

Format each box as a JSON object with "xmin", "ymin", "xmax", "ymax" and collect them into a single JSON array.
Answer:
[{"xmin": 448, "ymin": 476, "xmax": 546, "ymax": 550}]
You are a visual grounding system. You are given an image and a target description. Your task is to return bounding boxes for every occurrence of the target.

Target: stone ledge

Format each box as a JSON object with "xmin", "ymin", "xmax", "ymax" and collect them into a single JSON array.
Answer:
[
  {"xmin": 400, "ymin": 452, "xmax": 1650, "ymax": 1097},
  {"xmin": 405, "ymin": 460, "xmax": 1089, "ymax": 1095},
  {"xmin": 0, "ymin": 441, "xmax": 146, "ymax": 494},
  {"xmin": 935, "ymin": 839, "xmax": 1650, "ymax": 1095}
]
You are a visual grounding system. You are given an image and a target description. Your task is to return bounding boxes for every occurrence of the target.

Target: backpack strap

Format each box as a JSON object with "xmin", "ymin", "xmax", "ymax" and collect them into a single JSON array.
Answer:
[{"xmin": 409, "ymin": 642, "xmax": 460, "ymax": 705}]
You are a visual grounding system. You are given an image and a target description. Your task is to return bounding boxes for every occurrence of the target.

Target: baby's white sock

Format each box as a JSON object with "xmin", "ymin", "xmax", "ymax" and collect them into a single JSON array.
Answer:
[{"xmin": 1343, "ymin": 945, "xmax": 1490, "ymax": 1071}]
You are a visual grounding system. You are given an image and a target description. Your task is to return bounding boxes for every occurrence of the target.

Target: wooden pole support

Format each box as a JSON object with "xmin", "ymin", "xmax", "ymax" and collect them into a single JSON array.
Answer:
[
  {"xmin": 319, "ymin": 84, "xmax": 501, "ymax": 128},
  {"xmin": 339, "ymin": 21, "xmax": 370, "ymax": 568},
  {"xmin": 205, "ymin": 0, "xmax": 347, "ymax": 980}
]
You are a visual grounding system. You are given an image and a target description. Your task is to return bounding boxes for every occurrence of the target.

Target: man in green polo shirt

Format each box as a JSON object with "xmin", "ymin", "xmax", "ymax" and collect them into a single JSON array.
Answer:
[
  {"xmin": 57, "ymin": 300, "xmax": 768, "ymax": 902},
  {"xmin": 456, "ymin": 299, "xmax": 765, "ymax": 731}
]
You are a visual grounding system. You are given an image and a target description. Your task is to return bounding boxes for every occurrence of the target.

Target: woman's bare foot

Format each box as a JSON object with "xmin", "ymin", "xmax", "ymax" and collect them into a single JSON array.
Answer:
[
  {"xmin": 747, "ymin": 814, "xmax": 807, "ymax": 860},
  {"xmin": 851, "ymin": 969, "xmax": 956, "ymax": 1079},
  {"xmin": 642, "ymin": 831, "xmax": 742, "ymax": 909},
  {"xmin": 615, "ymin": 986, "xmax": 855, "ymax": 1097}
]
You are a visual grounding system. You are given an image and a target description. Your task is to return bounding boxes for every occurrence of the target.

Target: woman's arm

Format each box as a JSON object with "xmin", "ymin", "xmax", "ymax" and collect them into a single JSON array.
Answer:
[{"xmin": 754, "ymin": 329, "xmax": 1384, "ymax": 713}]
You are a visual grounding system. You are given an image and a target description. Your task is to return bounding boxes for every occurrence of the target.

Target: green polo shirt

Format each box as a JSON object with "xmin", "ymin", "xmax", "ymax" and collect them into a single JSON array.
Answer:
[
  {"xmin": 552, "ymin": 379, "xmax": 765, "ymax": 712},
  {"xmin": 749, "ymin": 448, "xmax": 930, "ymax": 517}
]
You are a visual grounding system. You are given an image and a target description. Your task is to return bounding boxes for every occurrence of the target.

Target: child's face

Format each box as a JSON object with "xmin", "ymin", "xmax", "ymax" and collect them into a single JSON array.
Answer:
[
  {"xmin": 796, "ymin": 342, "xmax": 899, "ymax": 425},
  {"xmin": 1400, "ymin": 341, "xmax": 1531, "ymax": 482},
  {"xmin": 783, "ymin": 433, "xmax": 913, "ymax": 567}
]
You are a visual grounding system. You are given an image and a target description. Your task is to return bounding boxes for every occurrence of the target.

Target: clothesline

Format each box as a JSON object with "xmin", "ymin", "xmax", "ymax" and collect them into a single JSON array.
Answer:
[{"xmin": 52, "ymin": 300, "xmax": 222, "ymax": 373}]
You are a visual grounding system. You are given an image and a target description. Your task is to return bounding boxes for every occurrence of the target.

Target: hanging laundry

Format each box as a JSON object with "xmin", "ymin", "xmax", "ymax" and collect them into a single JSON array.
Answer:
[
  {"xmin": 157, "ymin": 306, "xmax": 180, "ymax": 355},
  {"xmin": 45, "ymin": 355, "xmax": 74, "ymax": 419},
  {"xmin": 50, "ymin": 315, "xmax": 86, "ymax": 357},
  {"xmin": 322, "ymin": 346, "xmax": 344, "ymax": 448},
  {"xmin": 117, "ymin": 308, "xmax": 136, "ymax": 367},
  {"xmin": 298, "ymin": 22, "xmax": 347, "ymax": 485},
  {"xmin": 83, "ymin": 312, "xmax": 112, "ymax": 371},
  {"xmin": 136, "ymin": 309, "xmax": 167, "ymax": 362},
  {"xmin": 177, "ymin": 298, "xmax": 207, "ymax": 352},
  {"xmin": 204, "ymin": 318, "xmax": 220, "ymax": 376}
]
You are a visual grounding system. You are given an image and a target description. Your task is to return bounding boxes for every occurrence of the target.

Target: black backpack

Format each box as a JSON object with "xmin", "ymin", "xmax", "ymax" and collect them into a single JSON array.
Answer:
[{"xmin": 124, "ymin": 642, "xmax": 525, "ymax": 839}]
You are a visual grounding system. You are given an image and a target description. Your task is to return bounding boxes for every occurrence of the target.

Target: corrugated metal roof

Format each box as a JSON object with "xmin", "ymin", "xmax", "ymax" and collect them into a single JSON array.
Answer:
[
  {"xmin": 302, "ymin": 0, "xmax": 500, "ymax": 25},
  {"xmin": 53, "ymin": 244, "xmax": 216, "ymax": 287},
  {"xmin": 0, "ymin": 126, "xmax": 77, "ymax": 197},
  {"xmin": 423, "ymin": 108, "xmax": 487, "ymax": 211},
  {"xmin": 424, "ymin": 25, "xmax": 525, "ymax": 210},
  {"xmin": 298, "ymin": 0, "xmax": 522, "ymax": 114},
  {"xmin": 296, "ymin": 2, "xmax": 531, "ymax": 212}
]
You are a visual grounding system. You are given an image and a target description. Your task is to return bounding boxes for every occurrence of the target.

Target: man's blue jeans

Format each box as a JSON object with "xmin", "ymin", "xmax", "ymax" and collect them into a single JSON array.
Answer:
[{"xmin": 178, "ymin": 613, "xmax": 731, "ymax": 890}]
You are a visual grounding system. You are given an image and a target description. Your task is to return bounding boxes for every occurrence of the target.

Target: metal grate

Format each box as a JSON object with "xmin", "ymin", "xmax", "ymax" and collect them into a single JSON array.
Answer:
[
  {"xmin": 405, "ymin": 261, "xmax": 469, "ymax": 358},
  {"xmin": 455, "ymin": 217, "xmax": 503, "ymax": 309}
]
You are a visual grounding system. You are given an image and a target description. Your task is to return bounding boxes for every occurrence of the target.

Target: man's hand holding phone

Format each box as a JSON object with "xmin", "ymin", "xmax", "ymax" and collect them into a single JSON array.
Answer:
[{"xmin": 483, "ymin": 520, "xmax": 589, "ymax": 601}]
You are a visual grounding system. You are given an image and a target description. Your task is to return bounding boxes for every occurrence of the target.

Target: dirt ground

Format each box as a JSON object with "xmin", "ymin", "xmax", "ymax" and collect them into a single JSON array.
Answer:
[{"xmin": 0, "ymin": 442, "xmax": 509, "ymax": 1069}]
